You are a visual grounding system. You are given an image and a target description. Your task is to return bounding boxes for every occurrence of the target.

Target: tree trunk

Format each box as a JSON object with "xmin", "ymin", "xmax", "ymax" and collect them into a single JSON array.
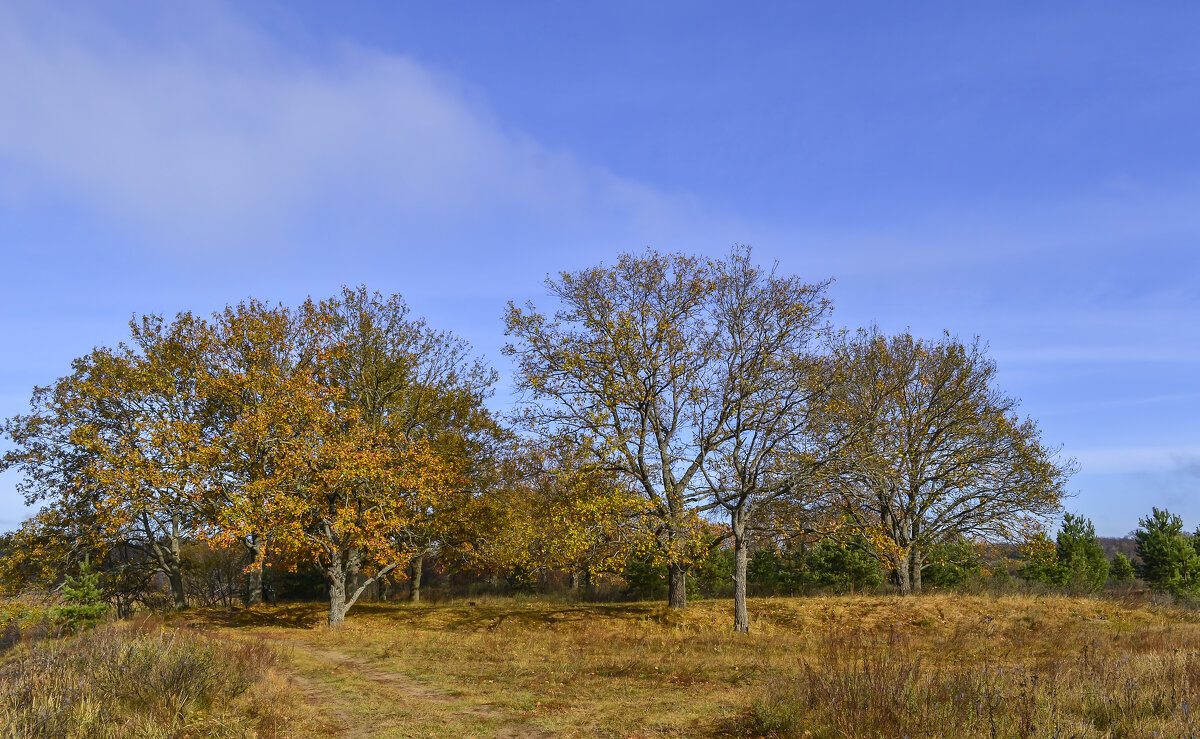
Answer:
[
  {"xmin": 731, "ymin": 509, "xmax": 749, "ymax": 633},
  {"xmin": 668, "ymin": 562, "xmax": 687, "ymax": 609},
  {"xmin": 245, "ymin": 537, "xmax": 264, "ymax": 607},
  {"xmin": 896, "ymin": 552, "xmax": 912, "ymax": 596},
  {"xmin": 168, "ymin": 568, "xmax": 187, "ymax": 610},
  {"xmin": 570, "ymin": 570, "xmax": 581, "ymax": 590},
  {"xmin": 327, "ymin": 567, "xmax": 347, "ymax": 627},
  {"xmin": 149, "ymin": 525, "xmax": 187, "ymax": 611},
  {"xmin": 910, "ymin": 547, "xmax": 923, "ymax": 594},
  {"xmin": 409, "ymin": 555, "xmax": 423, "ymax": 603}
]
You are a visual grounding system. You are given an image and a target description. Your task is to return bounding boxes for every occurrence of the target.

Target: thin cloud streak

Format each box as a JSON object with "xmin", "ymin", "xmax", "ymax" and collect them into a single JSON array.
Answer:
[
  {"xmin": 1072, "ymin": 447, "xmax": 1200, "ymax": 476},
  {"xmin": 1039, "ymin": 392, "xmax": 1200, "ymax": 417},
  {"xmin": 0, "ymin": 2, "xmax": 708, "ymax": 255}
]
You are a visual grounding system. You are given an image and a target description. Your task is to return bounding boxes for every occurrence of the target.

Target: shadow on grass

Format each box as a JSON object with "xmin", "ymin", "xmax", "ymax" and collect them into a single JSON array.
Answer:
[
  {"xmin": 171, "ymin": 599, "xmax": 682, "ymax": 633},
  {"xmin": 348, "ymin": 600, "xmax": 673, "ymax": 632},
  {"xmin": 171, "ymin": 602, "xmax": 325, "ymax": 630}
]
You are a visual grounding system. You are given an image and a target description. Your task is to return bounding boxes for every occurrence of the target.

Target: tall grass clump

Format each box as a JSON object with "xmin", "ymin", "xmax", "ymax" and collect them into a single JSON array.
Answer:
[
  {"xmin": 0, "ymin": 619, "xmax": 298, "ymax": 737},
  {"xmin": 732, "ymin": 628, "xmax": 1200, "ymax": 738}
]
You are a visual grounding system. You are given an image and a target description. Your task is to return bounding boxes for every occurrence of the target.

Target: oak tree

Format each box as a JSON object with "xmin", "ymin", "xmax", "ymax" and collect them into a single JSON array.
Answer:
[
  {"xmin": 206, "ymin": 299, "xmax": 322, "ymax": 605},
  {"xmin": 505, "ymin": 251, "xmax": 735, "ymax": 609},
  {"xmin": 819, "ymin": 330, "xmax": 1069, "ymax": 594},
  {"xmin": 700, "ymin": 249, "xmax": 835, "ymax": 631},
  {"xmin": 311, "ymin": 287, "xmax": 499, "ymax": 606},
  {"xmin": 3, "ymin": 314, "xmax": 219, "ymax": 609},
  {"xmin": 522, "ymin": 433, "xmax": 650, "ymax": 590}
]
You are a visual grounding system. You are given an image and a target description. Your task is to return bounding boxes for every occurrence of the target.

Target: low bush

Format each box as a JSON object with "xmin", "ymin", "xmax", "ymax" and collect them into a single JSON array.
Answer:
[
  {"xmin": 0, "ymin": 597, "xmax": 55, "ymax": 655},
  {"xmin": 0, "ymin": 619, "xmax": 298, "ymax": 737}
]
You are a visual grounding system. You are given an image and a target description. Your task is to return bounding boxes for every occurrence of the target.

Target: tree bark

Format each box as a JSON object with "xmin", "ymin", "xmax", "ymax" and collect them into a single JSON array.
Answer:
[
  {"xmin": 145, "ymin": 520, "xmax": 188, "ymax": 611},
  {"xmin": 731, "ymin": 509, "xmax": 749, "ymax": 633},
  {"xmin": 896, "ymin": 551, "xmax": 912, "ymax": 596},
  {"xmin": 910, "ymin": 547, "xmax": 923, "ymax": 595},
  {"xmin": 570, "ymin": 565, "xmax": 592, "ymax": 596},
  {"xmin": 326, "ymin": 552, "xmax": 401, "ymax": 627},
  {"xmin": 168, "ymin": 568, "xmax": 187, "ymax": 611},
  {"xmin": 245, "ymin": 536, "xmax": 264, "ymax": 607},
  {"xmin": 163, "ymin": 530, "xmax": 187, "ymax": 610},
  {"xmin": 328, "ymin": 568, "xmax": 346, "ymax": 627},
  {"xmin": 409, "ymin": 555, "xmax": 423, "ymax": 603},
  {"xmin": 668, "ymin": 562, "xmax": 687, "ymax": 609}
]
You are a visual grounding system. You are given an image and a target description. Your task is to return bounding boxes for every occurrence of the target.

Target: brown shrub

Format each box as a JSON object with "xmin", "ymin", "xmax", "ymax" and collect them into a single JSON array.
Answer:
[
  {"xmin": 730, "ymin": 627, "xmax": 1200, "ymax": 738},
  {"xmin": 0, "ymin": 619, "xmax": 297, "ymax": 737}
]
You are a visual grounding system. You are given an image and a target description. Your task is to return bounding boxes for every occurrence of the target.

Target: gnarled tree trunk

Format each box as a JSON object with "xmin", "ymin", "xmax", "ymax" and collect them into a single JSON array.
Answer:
[
  {"xmin": 167, "ymin": 568, "xmax": 187, "ymax": 610},
  {"xmin": 668, "ymin": 562, "xmax": 687, "ymax": 609},
  {"xmin": 409, "ymin": 555, "xmax": 423, "ymax": 603},
  {"xmin": 328, "ymin": 571, "xmax": 347, "ymax": 627},
  {"xmin": 910, "ymin": 547, "xmax": 923, "ymax": 595},
  {"xmin": 324, "ymin": 547, "xmax": 404, "ymax": 628},
  {"xmin": 896, "ymin": 550, "xmax": 913, "ymax": 595},
  {"xmin": 146, "ymin": 521, "xmax": 188, "ymax": 610}
]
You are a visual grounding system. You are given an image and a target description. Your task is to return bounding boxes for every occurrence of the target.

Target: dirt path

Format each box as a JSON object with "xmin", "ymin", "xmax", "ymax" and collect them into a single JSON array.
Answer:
[{"xmin": 252, "ymin": 631, "xmax": 554, "ymax": 738}]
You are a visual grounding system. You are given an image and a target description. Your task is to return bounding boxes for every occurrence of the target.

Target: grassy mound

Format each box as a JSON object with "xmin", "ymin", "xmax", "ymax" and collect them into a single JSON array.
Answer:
[{"xmin": 0, "ymin": 618, "xmax": 305, "ymax": 738}]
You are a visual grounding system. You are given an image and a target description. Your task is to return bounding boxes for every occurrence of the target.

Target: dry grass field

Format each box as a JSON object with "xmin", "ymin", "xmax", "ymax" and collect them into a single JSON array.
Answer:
[
  {"xmin": 7, "ymin": 593, "xmax": 1200, "ymax": 737},
  {"xmin": 163, "ymin": 593, "xmax": 1200, "ymax": 738}
]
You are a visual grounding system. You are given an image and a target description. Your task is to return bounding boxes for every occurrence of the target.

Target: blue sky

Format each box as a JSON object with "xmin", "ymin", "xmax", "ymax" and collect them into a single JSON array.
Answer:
[{"xmin": 1, "ymin": 1, "xmax": 1198, "ymax": 536}]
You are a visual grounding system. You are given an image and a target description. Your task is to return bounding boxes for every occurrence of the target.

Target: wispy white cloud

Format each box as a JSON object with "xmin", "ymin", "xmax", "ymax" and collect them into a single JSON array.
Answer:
[
  {"xmin": 1038, "ymin": 392, "xmax": 1200, "ymax": 417},
  {"xmin": 0, "ymin": 2, "xmax": 701, "ymax": 254},
  {"xmin": 1074, "ymin": 447, "xmax": 1200, "ymax": 476}
]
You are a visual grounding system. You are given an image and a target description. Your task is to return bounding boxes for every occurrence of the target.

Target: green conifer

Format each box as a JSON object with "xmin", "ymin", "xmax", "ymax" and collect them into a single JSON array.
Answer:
[
  {"xmin": 1056, "ymin": 513, "xmax": 1110, "ymax": 592},
  {"xmin": 1110, "ymin": 552, "xmax": 1136, "ymax": 581},
  {"xmin": 52, "ymin": 557, "xmax": 109, "ymax": 630},
  {"xmin": 1135, "ymin": 508, "xmax": 1200, "ymax": 597}
]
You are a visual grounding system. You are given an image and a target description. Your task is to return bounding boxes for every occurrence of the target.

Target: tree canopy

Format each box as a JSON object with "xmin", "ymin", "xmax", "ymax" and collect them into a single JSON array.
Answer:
[
  {"xmin": 1, "ymin": 256, "xmax": 1085, "ymax": 627},
  {"xmin": 816, "ymin": 329, "xmax": 1071, "ymax": 594}
]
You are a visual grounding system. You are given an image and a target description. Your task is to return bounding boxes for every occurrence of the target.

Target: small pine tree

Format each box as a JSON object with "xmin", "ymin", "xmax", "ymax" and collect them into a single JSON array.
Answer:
[
  {"xmin": 622, "ymin": 552, "xmax": 667, "ymax": 599},
  {"xmin": 1110, "ymin": 552, "xmax": 1136, "ymax": 581},
  {"xmin": 801, "ymin": 537, "xmax": 883, "ymax": 592},
  {"xmin": 748, "ymin": 547, "xmax": 787, "ymax": 594},
  {"xmin": 1135, "ymin": 508, "xmax": 1200, "ymax": 597},
  {"xmin": 52, "ymin": 558, "xmax": 109, "ymax": 631},
  {"xmin": 1056, "ymin": 513, "xmax": 1110, "ymax": 592},
  {"xmin": 923, "ymin": 537, "xmax": 985, "ymax": 589},
  {"xmin": 691, "ymin": 545, "xmax": 734, "ymax": 599}
]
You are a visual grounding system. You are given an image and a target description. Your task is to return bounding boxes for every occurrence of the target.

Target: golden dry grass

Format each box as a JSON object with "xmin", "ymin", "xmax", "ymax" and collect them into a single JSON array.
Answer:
[
  {"xmin": 166, "ymin": 593, "xmax": 1200, "ymax": 738},
  {"xmin": 0, "ymin": 616, "xmax": 321, "ymax": 738}
]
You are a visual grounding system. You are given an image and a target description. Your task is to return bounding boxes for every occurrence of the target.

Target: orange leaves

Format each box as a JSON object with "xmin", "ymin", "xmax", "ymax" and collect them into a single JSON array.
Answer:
[
  {"xmin": 3, "ymin": 288, "xmax": 499, "ymax": 620},
  {"xmin": 204, "ymin": 289, "xmax": 497, "ymax": 606}
]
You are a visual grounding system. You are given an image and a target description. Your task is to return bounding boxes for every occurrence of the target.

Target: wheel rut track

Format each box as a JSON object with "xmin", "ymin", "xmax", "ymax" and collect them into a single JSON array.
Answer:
[{"xmin": 250, "ymin": 630, "xmax": 556, "ymax": 738}]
